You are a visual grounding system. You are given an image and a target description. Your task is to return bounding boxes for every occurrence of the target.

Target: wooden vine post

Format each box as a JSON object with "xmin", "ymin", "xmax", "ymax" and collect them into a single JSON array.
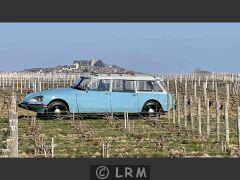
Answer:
[
  {"xmin": 224, "ymin": 102, "xmax": 230, "ymax": 147},
  {"xmin": 177, "ymin": 94, "xmax": 181, "ymax": 128},
  {"xmin": 197, "ymin": 98, "xmax": 202, "ymax": 137},
  {"xmin": 238, "ymin": 106, "xmax": 240, "ymax": 148},
  {"xmin": 190, "ymin": 97, "xmax": 194, "ymax": 130},
  {"xmin": 172, "ymin": 95, "xmax": 176, "ymax": 124},
  {"xmin": 167, "ymin": 92, "xmax": 171, "ymax": 121},
  {"xmin": 206, "ymin": 98, "xmax": 210, "ymax": 138},
  {"xmin": 194, "ymin": 81, "xmax": 197, "ymax": 102},
  {"xmin": 2, "ymin": 94, "xmax": 18, "ymax": 157},
  {"xmin": 226, "ymin": 84, "xmax": 230, "ymax": 108},
  {"xmin": 184, "ymin": 95, "xmax": 187, "ymax": 129},
  {"xmin": 216, "ymin": 100, "xmax": 221, "ymax": 143}
]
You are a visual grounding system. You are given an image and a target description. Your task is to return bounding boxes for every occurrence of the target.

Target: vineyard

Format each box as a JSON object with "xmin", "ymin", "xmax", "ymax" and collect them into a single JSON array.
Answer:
[{"xmin": 1, "ymin": 72, "xmax": 240, "ymax": 158}]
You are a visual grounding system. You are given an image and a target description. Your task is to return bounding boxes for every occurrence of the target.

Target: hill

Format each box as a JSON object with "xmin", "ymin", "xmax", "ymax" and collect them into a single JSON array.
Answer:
[
  {"xmin": 22, "ymin": 58, "xmax": 130, "ymax": 74},
  {"xmin": 193, "ymin": 67, "xmax": 212, "ymax": 75}
]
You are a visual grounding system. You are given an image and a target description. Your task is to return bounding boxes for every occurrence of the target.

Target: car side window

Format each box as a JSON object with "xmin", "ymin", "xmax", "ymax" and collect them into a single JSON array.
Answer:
[
  {"xmin": 112, "ymin": 80, "xmax": 135, "ymax": 92},
  {"xmin": 136, "ymin": 80, "xmax": 155, "ymax": 92},
  {"xmin": 124, "ymin": 80, "xmax": 135, "ymax": 92},
  {"xmin": 88, "ymin": 79, "xmax": 110, "ymax": 91},
  {"xmin": 98, "ymin": 79, "xmax": 111, "ymax": 91}
]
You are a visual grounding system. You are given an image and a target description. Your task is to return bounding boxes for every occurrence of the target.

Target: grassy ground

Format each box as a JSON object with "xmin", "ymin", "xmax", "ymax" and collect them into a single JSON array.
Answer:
[{"xmin": 1, "ymin": 114, "xmax": 238, "ymax": 158}]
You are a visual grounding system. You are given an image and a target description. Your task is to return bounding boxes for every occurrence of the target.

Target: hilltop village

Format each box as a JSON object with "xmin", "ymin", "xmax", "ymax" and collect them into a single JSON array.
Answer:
[{"xmin": 23, "ymin": 58, "xmax": 129, "ymax": 74}]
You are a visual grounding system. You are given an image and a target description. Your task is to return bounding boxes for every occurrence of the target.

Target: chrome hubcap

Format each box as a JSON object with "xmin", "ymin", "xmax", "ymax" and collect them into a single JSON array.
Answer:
[
  {"xmin": 148, "ymin": 108, "xmax": 155, "ymax": 113},
  {"xmin": 54, "ymin": 106, "xmax": 61, "ymax": 114}
]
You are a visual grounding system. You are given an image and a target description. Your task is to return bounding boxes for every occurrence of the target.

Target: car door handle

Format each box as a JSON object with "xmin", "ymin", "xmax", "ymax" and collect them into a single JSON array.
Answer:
[{"xmin": 132, "ymin": 94, "xmax": 137, "ymax": 96}]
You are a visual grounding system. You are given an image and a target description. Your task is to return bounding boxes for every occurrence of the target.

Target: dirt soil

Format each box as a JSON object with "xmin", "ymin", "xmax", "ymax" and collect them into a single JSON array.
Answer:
[{"xmin": 0, "ymin": 90, "xmax": 36, "ymax": 118}]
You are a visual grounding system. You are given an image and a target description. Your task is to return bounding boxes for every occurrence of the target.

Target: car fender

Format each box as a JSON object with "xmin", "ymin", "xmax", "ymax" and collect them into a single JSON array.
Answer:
[{"xmin": 42, "ymin": 94, "xmax": 78, "ymax": 113}]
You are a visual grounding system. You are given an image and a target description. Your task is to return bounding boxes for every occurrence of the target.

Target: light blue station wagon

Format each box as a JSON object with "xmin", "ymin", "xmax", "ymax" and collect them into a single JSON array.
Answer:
[{"xmin": 20, "ymin": 73, "xmax": 173, "ymax": 117}]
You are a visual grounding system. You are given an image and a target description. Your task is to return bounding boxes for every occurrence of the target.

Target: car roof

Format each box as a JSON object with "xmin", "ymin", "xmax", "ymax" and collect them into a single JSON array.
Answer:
[{"xmin": 80, "ymin": 73, "xmax": 163, "ymax": 81}]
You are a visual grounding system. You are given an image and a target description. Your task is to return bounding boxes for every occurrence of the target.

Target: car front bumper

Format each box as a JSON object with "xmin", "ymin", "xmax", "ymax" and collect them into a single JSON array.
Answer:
[{"xmin": 19, "ymin": 101, "xmax": 47, "ymax": 114}]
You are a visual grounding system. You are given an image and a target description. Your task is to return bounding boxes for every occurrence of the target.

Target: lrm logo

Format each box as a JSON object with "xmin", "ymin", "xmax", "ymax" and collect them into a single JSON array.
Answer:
[{"xmin": 90, "ymin": 165, "xmax": 150, "ymax": 180}]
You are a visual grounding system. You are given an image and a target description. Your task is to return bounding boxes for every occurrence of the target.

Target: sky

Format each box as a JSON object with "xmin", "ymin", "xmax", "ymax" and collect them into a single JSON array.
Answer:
[{"xmin": 0, "ymin": 23, "xmax": 240, "ymax": 73}]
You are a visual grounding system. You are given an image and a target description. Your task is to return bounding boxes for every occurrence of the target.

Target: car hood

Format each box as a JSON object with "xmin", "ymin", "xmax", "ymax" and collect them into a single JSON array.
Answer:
[
  {"xmin": 39, "ymin": 88, "xmax": 79, "ymax": 95},
  {"xmin": 23, "ymin": 88, "xmax": 79, "ymax": 101}
]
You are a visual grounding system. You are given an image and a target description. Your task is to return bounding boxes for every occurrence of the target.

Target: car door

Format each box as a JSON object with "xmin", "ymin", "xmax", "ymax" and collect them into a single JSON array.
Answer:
[
  {"xmin": 76, "ymin": 78, "xmax": 111, "ymax": 113},
  {"xmin": 110, "ymin": 79, "xmax": 138, "ymax": 113}
]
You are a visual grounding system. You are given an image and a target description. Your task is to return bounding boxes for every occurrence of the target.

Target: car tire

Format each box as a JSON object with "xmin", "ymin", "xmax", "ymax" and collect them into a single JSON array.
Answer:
[
  {"xmin": 142, "ymin": 101, "xmax": 162, "ymax": 117},
  {"xmin": 47, "ymin": 101, "xmax": 69, "ymax": 120}
]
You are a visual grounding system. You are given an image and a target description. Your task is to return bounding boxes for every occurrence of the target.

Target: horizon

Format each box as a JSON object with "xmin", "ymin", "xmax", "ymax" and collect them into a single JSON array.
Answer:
[
  {"xmin": 3, "ymin": 60, "xmax": 214, "ymax": 74},
  {"xmin": 1, "ymin": 23, "xmax": 240, "ymax": 73}
]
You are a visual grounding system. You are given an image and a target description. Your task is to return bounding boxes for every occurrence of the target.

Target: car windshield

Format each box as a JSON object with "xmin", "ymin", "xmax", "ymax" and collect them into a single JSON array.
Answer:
[{"xmin": 71, "ymin": 77, "xmax": 91, "ymax": 90}]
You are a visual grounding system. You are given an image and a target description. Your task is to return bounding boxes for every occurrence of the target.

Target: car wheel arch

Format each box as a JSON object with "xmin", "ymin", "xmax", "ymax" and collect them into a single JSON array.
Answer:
[
  {"xmin": 48, "ymin": 99, "xmax": 70, "ymax": 111},
  {"xmin": 142, "ymin": 99, "xmax": 162, "ymax": 112}
]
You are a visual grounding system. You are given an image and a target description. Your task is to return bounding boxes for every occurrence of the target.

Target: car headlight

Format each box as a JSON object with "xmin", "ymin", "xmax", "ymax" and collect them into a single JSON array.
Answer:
[{"xmin": 29, "ymin": 96, "xmax": 43, "ymax": 104}]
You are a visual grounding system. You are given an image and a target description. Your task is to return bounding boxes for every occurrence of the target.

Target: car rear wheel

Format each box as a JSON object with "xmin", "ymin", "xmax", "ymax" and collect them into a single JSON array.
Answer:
[
  {"xmin": 142, "ymin": 101, "xmax": 162, "ymax": 117},
  {"xmin": 47, "ymin": 101, "xmax": 69, "ymax": 119}
]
